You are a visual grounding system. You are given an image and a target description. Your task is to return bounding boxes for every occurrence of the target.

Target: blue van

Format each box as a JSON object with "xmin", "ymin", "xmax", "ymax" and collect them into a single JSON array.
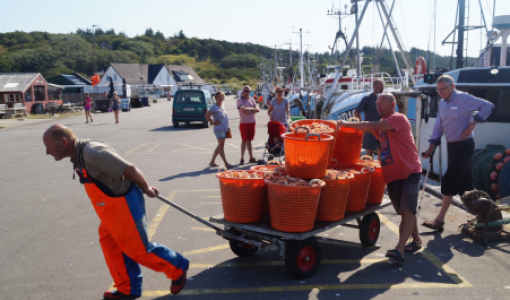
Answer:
[{"xmin": 172, "ymin": 90, "xmax": 214, "ymax": 128}]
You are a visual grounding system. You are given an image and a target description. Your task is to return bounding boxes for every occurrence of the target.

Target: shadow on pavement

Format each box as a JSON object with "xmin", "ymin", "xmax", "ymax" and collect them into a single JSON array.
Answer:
[
  {"xmin": 159, "ymin": 168, "xmax": 218, "ymax": 181},
  {"xmin": 150, "ymin": 124, "xmax": 208, "ymax": 131}
]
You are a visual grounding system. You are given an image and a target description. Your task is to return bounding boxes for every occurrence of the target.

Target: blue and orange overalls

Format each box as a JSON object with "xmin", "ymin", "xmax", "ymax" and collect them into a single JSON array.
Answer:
[{"xmin": 74, "ymin": 141, "xmax": 189, "ymax": 296}]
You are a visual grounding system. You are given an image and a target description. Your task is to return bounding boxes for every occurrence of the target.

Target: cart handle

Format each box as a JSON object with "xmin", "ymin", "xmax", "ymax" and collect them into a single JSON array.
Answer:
[
  {"xmin": 156, "ymin": 195, "xmax": 222, "ymax": 232},
  {"xmin": 294, "ymin": 126, "xmax": 310, "ymax": 134},
  {"xmin": 305, "ymin": 133, "xmax": 321, "ymax": 141},
  {"xmin": 267, "ymin": 160, "xmax": 280, "ymax": 166}
]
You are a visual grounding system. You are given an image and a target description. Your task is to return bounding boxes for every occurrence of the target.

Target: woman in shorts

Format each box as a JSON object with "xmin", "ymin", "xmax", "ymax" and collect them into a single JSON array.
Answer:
[
  {"xmin": 110, "ymin": 92, "xmax": 121, "ymax": 124},
  {"xmin": 84, "ymin": 93, "xmax": 93, "ymax": 123},
  {"xmin": 205, "ymin": 91, "xmax": 233, "ymax": 168}
]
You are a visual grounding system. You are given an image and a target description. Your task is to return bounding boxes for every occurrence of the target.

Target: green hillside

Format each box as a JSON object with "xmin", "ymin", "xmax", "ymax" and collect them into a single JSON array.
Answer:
[{"xmin": 0, "ymin": 28, "xmax": 475, "ymax": 89}]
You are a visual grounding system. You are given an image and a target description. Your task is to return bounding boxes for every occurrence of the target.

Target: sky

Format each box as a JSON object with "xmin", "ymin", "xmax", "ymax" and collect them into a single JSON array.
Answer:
[{"xmin": 1, "ymin": 0, "xmax": 508, "ymax": 60}]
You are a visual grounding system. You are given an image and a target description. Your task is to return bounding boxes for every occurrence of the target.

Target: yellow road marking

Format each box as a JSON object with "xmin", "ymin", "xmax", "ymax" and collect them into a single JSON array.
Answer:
[
  {"xmin": 143, "ymin": 282, "xmax": 468, "ymax": 297},
  {"xmin": 180, "ymin": 144, "xmax": 210, "ymax": 152},
  {"xmin": 146, "ymin": 143, "xmax": 161, "ymax": 153},
  {"xmin": 228, "ymin": 143, "xmax": 240, "ymax": 148},
  {"xmin": 147, "ymin": 191, "xmax": 176, "ymax": 241},
  {"xmin": 125, "ymin": 143, "xmax": 146, "ymax": 154},
  {"xmin": 377, "ymin": 212, "xmax": 472, "ymax": 287},
  {"xmin": 183, "ymin": 244, "xmax": 229, "ymax": 256},
  {"xmin": 191, "ymin": 227, "xmax": 216, "ymax": 232}
]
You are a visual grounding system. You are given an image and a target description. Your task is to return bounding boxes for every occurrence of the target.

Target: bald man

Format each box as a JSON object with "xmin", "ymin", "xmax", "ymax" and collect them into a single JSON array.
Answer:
[
  {"xmin": 337, "ymin": 94, "xmax": 422, "ymax": 263},
  {"xmin": 42, "ymin": 124, "xmax": 189, "ymax": 299}
]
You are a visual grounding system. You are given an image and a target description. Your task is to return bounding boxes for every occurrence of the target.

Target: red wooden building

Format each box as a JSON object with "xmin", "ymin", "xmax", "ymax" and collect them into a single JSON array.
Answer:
[{"xmin": 0, "ymin": 73, "xmax": 64, "ymax": 113}]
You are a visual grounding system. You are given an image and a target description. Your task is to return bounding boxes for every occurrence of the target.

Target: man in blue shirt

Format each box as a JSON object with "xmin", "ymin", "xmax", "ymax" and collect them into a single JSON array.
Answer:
[
  {"xmin": 422, "ymin": 75, "xmax": 494, "ymax": 232},
  {"xmin": 354, "ymin": 79, "xmax": 384, "ymax": 160}
]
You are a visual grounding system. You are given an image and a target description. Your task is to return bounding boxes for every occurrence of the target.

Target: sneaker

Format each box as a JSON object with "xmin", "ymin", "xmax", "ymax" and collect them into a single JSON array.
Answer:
[
  {"xmin": 86, "ymin": 121, "xmax": 89, "ymax": 124},
  {"xmin": 170, "ymin": 272, "xmax": 187, "ymax": 295},
  {"xmin": 91, "ymin": 119, "xmax": 93, "ymax": 123},
  {"xmin": 103, "ymin": 291, "xmax": 140, "ymax": 299},
  {"xmin": 116, "ymin": 120, "xmax": 119, "ymax": 124}
]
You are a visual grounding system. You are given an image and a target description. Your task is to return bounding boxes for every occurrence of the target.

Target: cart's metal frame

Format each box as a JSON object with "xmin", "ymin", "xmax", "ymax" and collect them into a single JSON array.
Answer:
[{"xmin": 210, "ymin": 199, "xmax": 391, "ymax": 259}]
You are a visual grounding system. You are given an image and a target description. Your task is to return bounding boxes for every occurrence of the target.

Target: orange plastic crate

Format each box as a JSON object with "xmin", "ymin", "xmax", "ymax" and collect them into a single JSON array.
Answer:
[
  {"xmin": 331, "ymin": 119, "xmax": 363, "ymax": 165},
  {"xmin": 317, "ymin": 173, "xmax": 352, "ymax": 222},
  {"xmin": 290, "ymin": 119, "xmax": 338, "ymax": 164},
  {"xmin": 267, "ymin": 180, "xmax": 325, "ymax": 232},
  {"xmin": 283, "ymin": 132, "xmax": 333, "ymax": 180},
  {"xmin": 216, "ymin": 171, "xmax": 267, "ymax": 223},
  {"xmin": 330, "ymin": 163, "xmax": 373, "ymax": 212}
]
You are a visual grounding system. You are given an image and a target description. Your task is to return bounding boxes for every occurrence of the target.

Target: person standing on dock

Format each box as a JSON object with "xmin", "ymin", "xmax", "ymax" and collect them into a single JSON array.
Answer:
[
  {"xmin": 337, "ymin": 93, "xmax": 422, "ymax": 263},
  {"xmin": 42, "ymin": 124, "xmax": 189, "ymax": 299},
  {"xmin": 354, "ymin": 79, "xmax": 384, "ymax": 160},
  {"xmin": 237, "ymin": 85, "xmax": 260, "ymax": 165},
  {"xmin": 268, "ymin": 86, "xmax": 291, "ymax": 130},
  {"xmin": 422, "ymin": 75, "xmax": 494, "ymax": 232}
]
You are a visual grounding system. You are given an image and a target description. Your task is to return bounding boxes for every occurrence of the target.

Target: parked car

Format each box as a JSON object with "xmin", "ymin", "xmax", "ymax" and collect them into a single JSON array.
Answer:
[{"xmin": 172, "ymin": 90, "xmax": 214, "ymax": 128}]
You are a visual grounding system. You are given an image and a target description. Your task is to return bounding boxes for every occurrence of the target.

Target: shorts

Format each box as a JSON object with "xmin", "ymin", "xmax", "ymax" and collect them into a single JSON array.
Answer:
[
  {"xmin": 214, "ymin": 131, "xmax": 227, "ymax": 139},
  {"xmin": 362, "ymin": 132, "xmax": 380, "ymax": 151},
  {"xmin": 387, "ymin": 173, "xmax": 421, "ymax": 214},
  {"xmin": 441, "ymin": 138, "xmax": 475, "ymax": 196},
  {"xmin": 239, "ymin": 123, "xmax": 256, "ymax": 141},
  {"xmin": 84, "ymin": 106, "xmax": 91, "ymax": 111}
]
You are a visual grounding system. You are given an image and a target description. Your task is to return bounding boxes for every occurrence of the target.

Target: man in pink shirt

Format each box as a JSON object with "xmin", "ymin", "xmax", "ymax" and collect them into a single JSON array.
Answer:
[
  {"xmin": 337, "ymin": 93, "xmax": 422, "ymax": 263},
  {"xmin": 237, "ymin": 85, "xmax": 260, "ymax": 164}
]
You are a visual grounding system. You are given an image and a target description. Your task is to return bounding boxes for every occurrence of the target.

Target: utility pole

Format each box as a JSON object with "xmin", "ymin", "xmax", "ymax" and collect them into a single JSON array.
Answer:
[
  {"xmin": 293, "ymin": 28, "xmax": 310, "ymax": 88},
  {"xmin": 92, "ymin": 25, "xmax": 100, "ymax": 75},
  {"xmin": 354, "ymin": 0, "xmax": 362, "ymax": 77},
  {"xmin": 456, "ymin": 0, "xmax": 466, "ymax": 69}
]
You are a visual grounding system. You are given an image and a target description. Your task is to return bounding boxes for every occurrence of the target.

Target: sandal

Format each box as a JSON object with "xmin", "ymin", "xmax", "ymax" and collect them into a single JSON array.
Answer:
[
  {"xmin": 422, "ymin": 220, "xmax": 445, "ymax": 233},
  {"xmin": 240, "ymin": 159, "xmax": 244, "ymax": 165},
  {"xmin": 385, "ymin": 249, "xmax": 404, "ymax": 263},
  {"xmin": 225, "ymin": 164, "xmax": 235, "ymax": 169},
  {"xmin": 249, "ymin": 158, "xmax": 257, "ymax": 163},
  {"xmin": 404, "ymin": 242, "xmax": 422, "ymax": 253},
  {"xmin": 208, "ymin": 163, "xmax": 219, "ymax": 167}
]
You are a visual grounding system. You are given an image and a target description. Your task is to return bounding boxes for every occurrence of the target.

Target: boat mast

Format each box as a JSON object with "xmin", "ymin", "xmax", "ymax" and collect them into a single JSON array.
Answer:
[{"xmin": 457, "ymin": 0, "xmax": 466, "ymax": 69}]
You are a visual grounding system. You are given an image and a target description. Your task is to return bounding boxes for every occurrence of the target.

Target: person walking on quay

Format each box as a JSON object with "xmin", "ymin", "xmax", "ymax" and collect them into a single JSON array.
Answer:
[
  {"xmin": 42, "ymin": 124, "xmax": 189, "ymax": 299},
  {"xmin": 110, "ymin": 92, "xmax": 121, "ymax": 124},
  {"xmin": 354, "ymin": 79, "xmax": 384, "ymax": 160},
  {"xmin": 84, "ymin": 93, "xmax": 93, "ymax": 124},
  {"xmin": 268, "ymin": 86, "xmax": 291, "ymax": 130},
  {"xmin": 206, "ymin": 91, "xmax": 234, "ymax": 168},
  {"xmin": 237, "ymin": 85, "xmax": 259, "ymax": 164},
  {"xmin": 337, "ymin": 94, "xmax": 422, "ymax": 262},
  {"xmin": 422, "ymin": 75, "xmax": 494, "ymax": 232}
]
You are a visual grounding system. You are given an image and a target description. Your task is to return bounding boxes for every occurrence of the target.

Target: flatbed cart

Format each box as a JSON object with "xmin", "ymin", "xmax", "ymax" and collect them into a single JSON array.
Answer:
[{"xmin": 156, "ymin": 194, "xmax": 391, "ymax": 279}]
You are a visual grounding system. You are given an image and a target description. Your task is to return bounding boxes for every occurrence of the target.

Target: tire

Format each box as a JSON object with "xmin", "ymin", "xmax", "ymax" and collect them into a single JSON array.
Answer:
[
  {"xmin": 173, "ymin": 121, "xmax": 180, "ymax": 128},
  {"xmin": 203, "ymin": 121, "xmax": 209, "ymax": 128},
  {"xmin": 359, "ymin": 213, "xmax": 380, "ymax": 247},
  {"xmin": 285, "ymin": 237, "xmax": 321, "ymax": 279},
  {"xmin": 229, "ymin": 239, "xmax": 259, "ymax": 257},
  {"xmin": 227, "ymin": 229, "xmax": 259, "ymax": 257}
]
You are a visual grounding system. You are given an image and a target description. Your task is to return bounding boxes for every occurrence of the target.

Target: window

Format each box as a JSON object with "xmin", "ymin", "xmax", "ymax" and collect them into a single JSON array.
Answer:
[
  {"xmin": 25, "ymin": 87, "xmax": 32, "ymax": 102},
  {"xmin": 175, "ymin": 92, "xmax": 205, "ymax": 104},
  {"xmin": 47, "ymin": 86, "xmax": 62, "ymax": 100},
  {"xmin": 114, "ymin": 74, "xmax": 117, "ymax": 80},
  {"xmin": 34, "ymin": 85, "xmax": 46, "ymax": 101}
]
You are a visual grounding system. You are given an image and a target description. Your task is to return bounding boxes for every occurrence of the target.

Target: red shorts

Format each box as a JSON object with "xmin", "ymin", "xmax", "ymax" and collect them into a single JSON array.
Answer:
[{"xmin": 239, "ymin": 123, "xmax": 256, "ymax": 141}]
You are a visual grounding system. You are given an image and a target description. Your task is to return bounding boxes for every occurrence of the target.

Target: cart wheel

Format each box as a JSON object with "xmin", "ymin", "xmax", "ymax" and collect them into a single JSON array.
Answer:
[
  {"xmin": 359, "ymin": 212, "xmax": 380, "ymax": 247},
  {"xmin": 229, "ymin": 239, "xmax": 259, "ymax": 257},
  {"xmin": 285, "ymin": 237, "xmax": 321, "ymax": 279}
]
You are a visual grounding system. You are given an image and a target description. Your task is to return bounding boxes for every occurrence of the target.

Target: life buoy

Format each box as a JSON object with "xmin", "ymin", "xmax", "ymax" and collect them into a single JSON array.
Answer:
[{"xmin": 414, "ymin": 56, "xmax": 427, "ymax": 75}]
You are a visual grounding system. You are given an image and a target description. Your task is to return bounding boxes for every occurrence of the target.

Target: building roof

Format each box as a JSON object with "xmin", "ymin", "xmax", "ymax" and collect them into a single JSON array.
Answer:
[
  {"xmin": 110, "ymin": 63, "xmax": 149, "ymax": 85},
  {"xmin": 148, "ymin": 64, "xmax": 165, "ymax": 85},
  {"xmin": 166, "ymin": 65, "xmax": 205, "ymax": 85},
  {"xmin": 0, "ymin": 73, "xmax": 43, "ymax": 93},
  {"xmin": 47, "ymin": 73, "xmax": 92, "ymax": 86}
]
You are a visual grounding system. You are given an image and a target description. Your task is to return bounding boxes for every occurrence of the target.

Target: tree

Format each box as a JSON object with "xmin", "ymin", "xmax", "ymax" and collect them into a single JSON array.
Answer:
[
  {"xmin": 154, "ymin": 31, "xmax": 166, "ymax": 41},
  {"xmin": 177, "ymin": 30, "xmax": 187, "ymax": 39},
  {"xmin": 145, "ymin": 28, "xmax": 154, "ymax": 38}
]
